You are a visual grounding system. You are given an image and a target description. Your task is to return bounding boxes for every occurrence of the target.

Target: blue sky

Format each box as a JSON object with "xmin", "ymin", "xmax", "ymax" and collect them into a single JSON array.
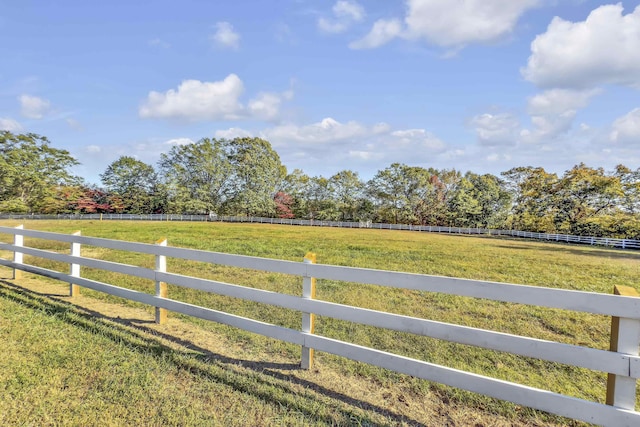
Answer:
[{"xmin": 1, "ymin": 0, "xmax": 639, "ymax": 184}]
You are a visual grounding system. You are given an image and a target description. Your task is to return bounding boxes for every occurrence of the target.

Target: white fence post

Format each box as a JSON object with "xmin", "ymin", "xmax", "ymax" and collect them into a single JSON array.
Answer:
[
  {"xmin": 301, "ymin": 252, "xmax": 317, "ymax": 369},
  {"xmin": 12, "ymin": 224, "xmax": 24, "ymax": 280},
  {"xmin": 606, "ymin": 285, "xmax": 640, "ymax": 409},
  {"xmin": 155, "ymin": 238, "xmax": 168, "ymax": 324},
  {"xmin": 69, "ymin": 230, "xmax": 81, "ymax": 296}
]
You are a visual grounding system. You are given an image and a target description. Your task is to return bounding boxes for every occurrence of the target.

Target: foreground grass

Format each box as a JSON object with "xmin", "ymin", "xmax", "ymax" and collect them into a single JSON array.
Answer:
[{"xmin": 1, "ymin": 219, "xmax": 640, "ymax": 425}]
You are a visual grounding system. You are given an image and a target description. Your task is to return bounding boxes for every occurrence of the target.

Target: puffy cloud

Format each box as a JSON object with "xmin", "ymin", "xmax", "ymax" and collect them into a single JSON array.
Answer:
[
  {"xmin": 389, "ymin": 129, "xmax": 446, "ymax": 151},
  {"xmin": 139, "ymin": 74, "xmax": 244, "ymax": 120},
  {"xmin": 527, "ymin": 88, "xmax": 598, "ymax": 116},
  {"xmin": 525, "ymin": 89, "xmax": 599, "ymax": 140},
  {"xmin": 522, "ymin": 4, "xmax": 640, "ymax": 89},
  {"xmin": 140, "ymin": 75, "xmax": 292, "ymax": 122},
  {"xmin": 351, "ymin": 0, "xmax": 537, "ymax": 49},
  {"xmin": 248, "ymin": 91, "xmax": 292, "ymax": 121},
  {"xmin": 318, "ymin": 0, "xmax": 365, "ymax": 34},
  {"xmin": 0, "ymin": 117, "xmax": 23, "ymax": 132},
  {"xmin": 610, "ymin": 108, "xmax": 640, "ymax": 145},
  {"xmin": 404, "ymin": 0, "xmax": 538, "ymax": 47},
  {"xmin": 19, "ymin": 94, "xmax": 51, "ymax": 119},
  {"xmin": 333, "ymin": 0, "xmax": 365, "ymax": 21},
  {"xmin": 349, "ymin": 19, "xmax": 403, "ymax": 49},
  {"xmin": 214, "ymin": 128, "xmax": 254, "ymax": 140},
  {"xmin": 470, "ymin": 113, "xmax": 520, "ymax": 147},
  {"xmin": 264, "ymin": 118, "xmax": 368, "ymax": 144},
  {"xmin": 214, "ymin": 118, "xmax": 447, "ymax": 171},
  {"xmin": 165, "ymin": 137, "xmax": 195, "ymax": 146},
  {"xmin": 211, "ymin": 21, "xmax": 240, "ymax": 49}
]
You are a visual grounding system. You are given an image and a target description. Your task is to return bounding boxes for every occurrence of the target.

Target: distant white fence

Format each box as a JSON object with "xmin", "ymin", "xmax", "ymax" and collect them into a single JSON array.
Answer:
[
  {"xmin": 0, "ymin": 225, "xmax": 639, "ymax": 426},
  {"xmin": 1, "ymin": 213, "xmax": 639, "ymax": 250}
]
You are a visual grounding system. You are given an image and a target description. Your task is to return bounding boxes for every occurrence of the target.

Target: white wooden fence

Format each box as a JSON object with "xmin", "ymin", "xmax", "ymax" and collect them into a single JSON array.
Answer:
[
  {"xmin": 0, "ymin": 225, "xmax": 639, "ymax": 426},
  {"xmin": 2, "ymin": 213, "xmax": 639, "ymax": 250}
]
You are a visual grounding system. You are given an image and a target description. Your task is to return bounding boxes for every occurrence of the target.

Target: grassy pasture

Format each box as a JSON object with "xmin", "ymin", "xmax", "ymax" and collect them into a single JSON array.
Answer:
[{"xmin": 1, "ymin": 219, "xmax": 639, "ymax": 426}]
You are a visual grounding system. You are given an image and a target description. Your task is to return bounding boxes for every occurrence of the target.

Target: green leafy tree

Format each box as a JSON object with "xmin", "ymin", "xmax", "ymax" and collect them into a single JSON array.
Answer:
[
  {"xmin": 367, "ymin": 163, "xmax": 434, "ymax": 224},
  {"xmin": 100, "ymin": 156, "xmax": 163, "ymax": 213},
  {"xmin": 281, "ymin": 169, "xmax": 312, "ymax": 218},
  {"xmin": 447, "ymin": 177, "xmax": 481, "ymax": 226},
  {"xmin": 614, "ymin": 164, "xmax": 640, "ymax": 214},
  {"xmin": 0, "ymin": 131, "xmax": 80, "ymax": 213},
  {"xmin": 158, "ymin": 138, "xmax": 234, "ymax": 214},
  {"xmin": 553, "ymin": 163, "xmax": 623, "ymax": 234},
  {"xmin": 501, "ymin": 166, "xmax": 558, "ymax": 232},
  {"xmin": 464, "ymin": 173, "xmax": 511, "ymax": 228},
  {"xmin": 225, "ymin": 137, "xmax": 286, "ymax": 216},
  {"xmin": 329, "ymin": 170, "xmax": 364, "ymax": 221}
]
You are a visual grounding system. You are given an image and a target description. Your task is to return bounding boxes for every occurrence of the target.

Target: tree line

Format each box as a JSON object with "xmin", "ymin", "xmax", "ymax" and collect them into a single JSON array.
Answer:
[{"xmin": 2, "ymin": 131, "xmax": 639, "ymax": 238}]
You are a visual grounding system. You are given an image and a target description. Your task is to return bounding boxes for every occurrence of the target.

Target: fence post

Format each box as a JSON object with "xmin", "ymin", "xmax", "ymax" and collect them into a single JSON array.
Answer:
[
  {"xmin": 301, "ymin": 252, "xmax": 317, "ymax": 369},
  {"xmin": 155, "ymin": 238, "xmax": 168, "ymax": 324},
  {"xmin": 606, "ymin": 285, "xmax": 640, "ymax": 409},
  {"xmin": 69, "ymin": 231, "xmax": 81, "ymax": 296},
  {"xmin": 12, "ymin": 224, "xmax": 24, "ymax": 280}
]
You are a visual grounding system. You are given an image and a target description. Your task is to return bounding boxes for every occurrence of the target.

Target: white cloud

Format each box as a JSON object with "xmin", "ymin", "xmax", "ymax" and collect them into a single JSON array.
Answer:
[
  {"xmin": 349, "ymin": 19, "xmax": 403, "ymax": 49},
  {"xmin": 527, "ymin": 88, "xmax": 598, "ymax": 116},
  {"xmin": 211, "ymin": 118, "xmax": 448, "ymax": 176},
  {"xmin": 211, "ymin": 21, "xmax": 240, "ymax": 49},
  {"xmin": 522, "ymin": 4, "xmax": 640, "ymax": 89},
  {"xmin": 372, "ymin": 122, "xmax": 391, "ymax": 134},
  {"xmin": 0, "ymin": 117, "xmax": 22, "ymax": 132},
  {"xmin": 165, "ymin": 137, "xmax": 195, "ymax": 146},
  {"xmin": 140, "ymin": 75, "xmax": 292, "ymax": 122},
  {"xmin": 470, "ymin": 113, "xmax": 520, "ymax": 147},
  {"xmin": 390, "ymin": 129, "xmax": 446, "ymax": 151},
  {"xmin": 264, "ymin": 118, "xmax": 368, "ymax": 144},
  {"xmin": 525, "ymin": 89, "xmax": 600, "ymax": 140},
  {"xmin": 610, "ymin": 108, "xmax": 640, "ymax": 145},
  {"xmin": 86, "ymin": 145, "xmax": 101, "ymax": 153},
  {"xmin": 248, "ymin": 92, "xmax": 287, "ymax": 121},
  {"xmin": 139, "ymin": 74, "xmax": 244, "ymax": 121},
  {"xmin": 19, "ymin": 94, "xmax": 51, "ymax": 119},
  {"xmin": 404, "ymin": 0, "xmax": 538, "ymax": 47},
  {"xmin": 351, "ymin": 0, "xmax": 537, "ymax": 50},
  {"xmin": 214, "ymin": 128, "xmax": 253, "ymax": 140},
  {"xmin": 318, "ymin": 0, "xmax": 365, "ymax": 34}
]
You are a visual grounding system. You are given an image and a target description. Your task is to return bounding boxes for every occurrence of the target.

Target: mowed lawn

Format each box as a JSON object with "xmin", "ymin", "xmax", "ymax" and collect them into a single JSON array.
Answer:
[{"xmin": 1, "ymin": 219, "xmax": 639, "ymax": 426}]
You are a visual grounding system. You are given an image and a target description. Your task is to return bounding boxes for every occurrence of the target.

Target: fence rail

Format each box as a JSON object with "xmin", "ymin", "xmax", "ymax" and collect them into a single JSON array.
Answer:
[
  {"xmin": 1, "ymin": 213, "xmax": 639, "ymax": 250},
  {"xmin": 0, "ymin": 225, "xmax": 639, "ymax": 426}
]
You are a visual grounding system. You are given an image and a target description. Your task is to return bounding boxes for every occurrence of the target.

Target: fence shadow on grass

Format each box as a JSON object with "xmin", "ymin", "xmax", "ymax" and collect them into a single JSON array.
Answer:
[{"xmin": 0, "ymin": 279, "xmax": 427, "ymax": 427}]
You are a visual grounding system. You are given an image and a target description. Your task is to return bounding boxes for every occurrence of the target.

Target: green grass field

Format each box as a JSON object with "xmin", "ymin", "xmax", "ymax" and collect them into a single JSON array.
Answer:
[{"xmin": 1, "ymin": 219, "xmax": 639, "ymax": 426}]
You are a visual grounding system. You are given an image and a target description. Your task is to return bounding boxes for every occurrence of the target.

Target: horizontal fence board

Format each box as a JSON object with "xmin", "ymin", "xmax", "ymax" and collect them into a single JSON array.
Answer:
[
  {"xmin": 0, "ymin": 258, "xmax": 303, "ymax": 345},
  {"xmin": 3, "ymin": 227, "xmax": 640, "ymax": 318},
  {"xmin": 155, "ymin": 245, "xmax": 307, "ymax": 276},
  {"xmin": 156, "ymin": 271, "xmax": 637, "ymax": 376},
  {"xmin": 2, "ymin": 225, "xmax": 640, "ymax": 426},
  {"xmin": 3, "ymin": 257, "xmax": 639, "ymax": 426},
  {"xmin": 0, "ymin": 242, "xmax": 157, "ymax": 281},
  {"xmin": 306, "ymin": 263, "xmax": 640, "ymax": 319},
  {"xmin": 305, "ymin": 335, "xmax": 640, "ymax": 427}
]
